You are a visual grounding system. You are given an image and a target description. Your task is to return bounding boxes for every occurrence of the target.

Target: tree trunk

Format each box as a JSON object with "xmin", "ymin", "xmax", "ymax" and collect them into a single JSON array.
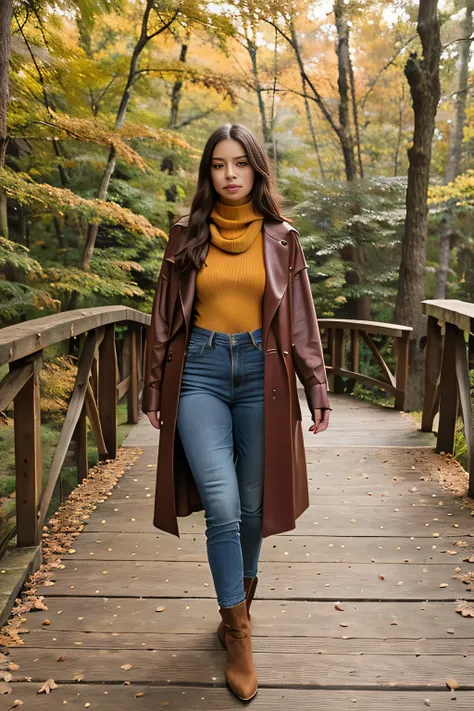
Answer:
[
  {"xmin": 435, "ymin": 0, "xmax": 473, "ymax": 298},
  {"xmin": 435, "ymin": 211, "xmax": 453, "ymax": 298},
  {"xmin": 334, "ymin": 0, "xmax": 358, "ymax": 182},
  {"xmin": 247, "ymin": 39, "xmax": 270, "ymax": 144},
  {"xmin": 445, "ymin": 0, "xmax": 473, "ymax": 184},
  {"xmin": 81, "ymin": 1, "xmax": 177, "ymax": 271},
  {"xmin": 160, "ymin": 41, "xmax": 188, "ymax": 229},
  {"xmin": 169, "ymin": 41, "xmax": 187, "ymax": 129},
  {"xmin": 394, "ymin": 0, "xmax": 441, "ymax": 411},
  {"xmin": 0, "ymin": 0, "xmax": 13, "ymax": 239},
  {"xmin": 288, "ymin": 19, "xmax": 325, "ymax": 180}
]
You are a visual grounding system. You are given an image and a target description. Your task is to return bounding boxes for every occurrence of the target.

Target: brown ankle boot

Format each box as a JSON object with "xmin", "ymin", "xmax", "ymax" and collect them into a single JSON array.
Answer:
[
  {"xmin": 217, "ymin": 576, "xmax": 258, "ymax": 649},
  {"xmin": 218, "ymin": 599, "xmax": 258, "ymax": 701}
]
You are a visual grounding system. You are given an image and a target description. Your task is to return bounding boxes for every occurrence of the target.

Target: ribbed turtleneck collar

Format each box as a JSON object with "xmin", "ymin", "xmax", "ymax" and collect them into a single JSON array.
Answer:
[{"xmin": 209, "ymin": 200, "xmax": 264, "ymax": 254}]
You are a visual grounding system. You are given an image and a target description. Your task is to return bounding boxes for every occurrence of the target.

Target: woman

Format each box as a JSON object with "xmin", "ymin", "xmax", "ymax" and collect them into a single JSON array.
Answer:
[{"xmin": 143, "ymin": 123, "xmax": 331, "ymax": 701}]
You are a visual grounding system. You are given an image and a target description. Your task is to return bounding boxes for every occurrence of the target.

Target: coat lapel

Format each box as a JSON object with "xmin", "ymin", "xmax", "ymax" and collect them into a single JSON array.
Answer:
[
  {"xmin": 173, "ymin": 219, "xmax": 290, "ymax": 343},
  {"xmin": 262, "ymin": 220, "xmax": 291, "ymax": 347}
]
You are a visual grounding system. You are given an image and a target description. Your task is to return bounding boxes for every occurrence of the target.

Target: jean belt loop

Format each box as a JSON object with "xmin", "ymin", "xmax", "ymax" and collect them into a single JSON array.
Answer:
[
  {"xmin": 248, "ymin": 331, "xmax": 258, "ymax": 349},
  {"xmin": 208, "ymin": 331, "xmax": 216, "ymax": 348}
]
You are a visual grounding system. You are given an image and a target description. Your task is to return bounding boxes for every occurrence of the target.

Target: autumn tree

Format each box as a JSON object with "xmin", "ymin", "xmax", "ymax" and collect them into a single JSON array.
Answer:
[{"xmin": 394, "ymin": 0, "xmax": 441, "ymax": 410}]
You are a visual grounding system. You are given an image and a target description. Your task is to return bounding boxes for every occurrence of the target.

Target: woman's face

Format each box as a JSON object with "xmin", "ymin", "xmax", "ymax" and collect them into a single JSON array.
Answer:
[{"xmin": 210, "ymin": 138, "xmax": 255, "ymax": 205}]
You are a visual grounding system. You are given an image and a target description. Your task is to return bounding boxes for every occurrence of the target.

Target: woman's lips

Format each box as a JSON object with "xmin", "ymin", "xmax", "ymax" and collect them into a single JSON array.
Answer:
[{"xmin": 224, "ymin": 185, "xmax": 240, "ymax": 191}]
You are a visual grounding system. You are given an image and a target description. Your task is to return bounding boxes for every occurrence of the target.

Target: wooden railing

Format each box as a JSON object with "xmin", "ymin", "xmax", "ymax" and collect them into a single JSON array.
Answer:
[
  {"xmin": 0, "ymin": 306, "xmax": 150, "ymax": 549},
  {"xmin": 421, "ymin": 299, "xmax": 474, "ymax": 496},
  {"xmin": 318, "ymin": 319, "xmax": 412, "ymax": 410}
]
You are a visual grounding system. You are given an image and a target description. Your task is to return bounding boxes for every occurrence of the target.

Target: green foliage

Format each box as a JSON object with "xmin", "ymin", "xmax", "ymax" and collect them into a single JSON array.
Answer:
[{"xmin": 280, "ymin": 171, "xmax": 407, "ymax": 319}]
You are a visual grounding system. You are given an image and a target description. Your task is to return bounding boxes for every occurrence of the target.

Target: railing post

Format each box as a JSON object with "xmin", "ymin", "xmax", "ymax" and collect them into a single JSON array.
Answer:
[
  {"xmin": 350, "ymin": 329, "xmax": 359, "ymax": 373},
  {"xmin": 422, "ymin": 315, "xmax": 442, "ymax": 430},
  {"xmin": 98, "ymin": 324, "xmax": 118, "ymax": 459},
  {"xmin": 127, "ymin": 326, "xmax": 139, "ymax": 424},
  {"xmin": 437, "ymin": 322, "xmax": 458, "ymax": 455},
  {"xmin": 394, "ymin": 330, "xmax": 409, "ymax": 410},
  {"xmin": 333, "ymin": 328, "xmax": 344, "ymax": 393},
  {"xmin": 74, "ymin": 405, "xmax": 88, "ymax": 483},
  {"xmin": 12, "ymin": 354, "xmax": 43, "ymax": 547}
]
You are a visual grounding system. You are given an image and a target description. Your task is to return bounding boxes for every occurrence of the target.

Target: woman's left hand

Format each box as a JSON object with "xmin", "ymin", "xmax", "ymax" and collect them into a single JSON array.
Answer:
[{"xmin": 309, "ymin": 408, "xmax": 330, "ymax": 434}]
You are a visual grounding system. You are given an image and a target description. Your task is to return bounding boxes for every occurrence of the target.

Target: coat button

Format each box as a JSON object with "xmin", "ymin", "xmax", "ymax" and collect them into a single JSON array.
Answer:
[
  {"xmin": 283, "ymin": 351, "xmax": 288, "ymax": 355},
  {"xmin": 160, "ymin": 420, "xmax": 164, "ymax": 426},
  {"xmin": 281, "ymin": 240, "xmax": 287, "ymax": 246}
]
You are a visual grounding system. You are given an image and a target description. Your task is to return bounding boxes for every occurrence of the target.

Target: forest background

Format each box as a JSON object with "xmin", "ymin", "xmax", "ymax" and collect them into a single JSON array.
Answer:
[{"xmin": 0, "ymin": 0, "xmax": 473, "ymax": 545}]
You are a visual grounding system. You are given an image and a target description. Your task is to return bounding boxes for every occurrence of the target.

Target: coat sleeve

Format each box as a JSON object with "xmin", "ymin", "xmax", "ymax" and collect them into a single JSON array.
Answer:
[
  {"xmin": 290, "ymin": 229, "xmax": 332, "ymax": 417},
  {"xmin": 141, "ymin": 236, "xmax": 174, "ymax": 414}
]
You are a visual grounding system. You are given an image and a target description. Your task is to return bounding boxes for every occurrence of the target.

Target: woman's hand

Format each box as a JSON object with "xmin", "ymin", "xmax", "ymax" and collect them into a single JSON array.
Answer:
[
  {"xmin": 147, "ymin": 411, "xmax": 161, "ymax": 429},
  {"xmin": 309, "ymin": 408, "xmax": 330, "ymax": 435}
]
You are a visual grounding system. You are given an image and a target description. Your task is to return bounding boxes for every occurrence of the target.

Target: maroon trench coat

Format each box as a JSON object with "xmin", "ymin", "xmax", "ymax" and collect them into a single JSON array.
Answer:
[{"xmin": 142, "ymin": 216, "xmax": 331, "ymax": 538}]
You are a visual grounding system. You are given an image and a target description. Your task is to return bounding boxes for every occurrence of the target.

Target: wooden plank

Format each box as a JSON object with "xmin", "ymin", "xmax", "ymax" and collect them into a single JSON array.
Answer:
[
  {"xmin": 437, "ymin": 322, "xmax": 458, "ymax": 455},
  {"xmin": 7, "ymin": 648, "xmax": 474, "ymax": 687},
  {"xmin": 394, "ymin": 330, "xmax": 409, "ymax": 410},
  {"xmin": 422, "ymin": 298, "xmax": 474, "ymax": 333},
  {"xmin": 34, "ymin": 560, "xmax": 474, "ymax": 600},
  {"xmin": 17, "ymin": 597, "xmax": 474, "ymax": 638},
  {"xmin": 455, "ymin": 327, "xmax": 474, "ymax": 496},
  {"xmin": 0, "ymin": 305, "xmax": 150, "ymax": 366},
  {"xmin": 7, "ymin": 685, "xmax": 474, "ymax": 710},
  {"xmin": 13, "ymin": 354, "xmax": 43, "ymax": 547},
  {"xmin": 81, "ymin": 501, "xmax": 473, "ymax": 536},
  {"xmin": 73, "ymin": 405, "xmax": 88, "ymax": 483},
  {"xmin": 319, "ymin": 318, "xmax": 412, "ymax": 338},
  {"xmin": 422, "ymin": 314, "xmax": 442, "ymax": 431},
  {"xmin": 84, "ymin": 381, "xmax": 107, "ymax": 456},
  {"xmin": 39, "ymin": 330, "xmax": 101, "ymax": 528},
  {"xmin": 127, "ymin": 326, "xmax": 139, "ymax": 424},
  {"xmin": 116, "ymin": 374, "xmax": 131, "ymax": 399},
  {"xmin": 98, "ymin": 324, "xmax": 117, "ymax": 459},
  {"xmin": 0, "ymin": 360, "xmax": 33, "ymax": 411},
  {"xmin": 67, "ymin": 531, "xmax": 471, "ymax": 564},
  {"xmin": 18, "ymin": 630, "xmax": 474, "ymax": 655}
]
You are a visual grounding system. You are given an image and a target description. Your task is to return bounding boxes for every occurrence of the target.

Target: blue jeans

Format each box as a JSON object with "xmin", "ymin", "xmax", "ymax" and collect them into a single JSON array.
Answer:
[{"xmin": 177, "ymin": 325, "xmax": 265, "ymax": 608}]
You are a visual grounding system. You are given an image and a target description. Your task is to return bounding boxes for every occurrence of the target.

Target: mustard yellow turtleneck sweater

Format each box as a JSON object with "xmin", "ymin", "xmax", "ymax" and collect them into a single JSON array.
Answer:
[{"xmin": 193, "ymin": 200, "xmax": 266, "ymax": 334}]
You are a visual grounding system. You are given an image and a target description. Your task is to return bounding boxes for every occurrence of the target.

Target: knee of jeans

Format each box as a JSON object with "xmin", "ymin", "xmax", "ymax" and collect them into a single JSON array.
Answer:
[{"xmin": 205, "ymin": 519, "xmax": 240, "ymax": 541}]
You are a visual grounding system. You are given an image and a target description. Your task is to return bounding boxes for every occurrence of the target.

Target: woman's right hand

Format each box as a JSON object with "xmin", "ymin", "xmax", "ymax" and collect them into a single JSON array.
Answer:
[{"xmin": 147, "ymin": 411, "xmax": 161, "ymax": 429}]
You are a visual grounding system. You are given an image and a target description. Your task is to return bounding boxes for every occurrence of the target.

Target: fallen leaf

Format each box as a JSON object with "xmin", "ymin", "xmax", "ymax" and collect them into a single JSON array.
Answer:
[
  {"xmin": 121, "ymin": 664, "xmax": 132, "ymax": 671},
  {"xmin": 446, "ymin": 678, "xmax": 459, "ymax": 691},
  {"xmin": 33, "ymin": 599, "xmax": 48, "ymax": 611},
  {"xmin": 334, "ymin": 604, "xmax": 344, "ymax": 611},
  {"xmin": 135, "ymin": 692, "xmax": 145, "ymax": 697},
  {"xmin": 455, "ymin": 603, "xmax": 474, "ymax": 618},
  {"xmin": 439, "ymin": 583, "xmax": 449, "ymax": 588},
  {"xmin": 41, "ymin": 620, "xmax": 51, "ymax": 626},
  {"xmin": 447, "ymin": 551, "xmax": 457, "ymax": 555},
  {"xmin": 6, "ymin": 664, "xmax": 19, "ymax": 672},
  {"xmin": 37, "ymin": 678, "xmax": 57, "ymax": 694},
  {"xmin": 57, "ymin": 657, "xmax": 67, "ymax": 663},
  {"xmin": 155, "ymin": 606, "xmax": 165, "ymax": 613},
  {"xmin": 8, "ymin": 700, "xmax": 23, "ymax": 709},
  {"xmin": 446, "ymin": 628, "xmax": 455, "ymax": 634},
  {"xmin": 0, "ymin": 682, "xmax": 12, "ymax": 695}
]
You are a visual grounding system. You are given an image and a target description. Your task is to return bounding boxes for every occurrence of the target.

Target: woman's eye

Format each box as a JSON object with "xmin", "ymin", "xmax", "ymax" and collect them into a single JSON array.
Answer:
[{"xmin": 237, "ymin": 161, "xmax": 249, "ymax": 166}]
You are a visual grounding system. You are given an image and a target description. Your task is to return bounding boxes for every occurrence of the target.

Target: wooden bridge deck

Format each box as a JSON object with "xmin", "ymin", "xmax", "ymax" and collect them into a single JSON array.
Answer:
[{"xmin": 3, "ymin": 394, "xmax": 474, "ymax": 709}]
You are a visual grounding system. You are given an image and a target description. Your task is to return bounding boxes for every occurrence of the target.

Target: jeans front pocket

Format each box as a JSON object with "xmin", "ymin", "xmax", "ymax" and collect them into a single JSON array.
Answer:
[{"xmin": 185, "ymin": 338, "xmax": 208, "ymax": 359}]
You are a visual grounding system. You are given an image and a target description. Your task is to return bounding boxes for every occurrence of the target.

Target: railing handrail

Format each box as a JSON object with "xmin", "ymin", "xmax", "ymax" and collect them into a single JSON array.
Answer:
[
  {"xmin": 318, "ymin": 318, "xmax": 412, "ymax": 338},
  {"xmin": 422, "ymin": 299, "xmax": 474, "ymax": 332},
  {"xmin": 0, "ymin": 306, "xmax": 151, "ymax": 366}
]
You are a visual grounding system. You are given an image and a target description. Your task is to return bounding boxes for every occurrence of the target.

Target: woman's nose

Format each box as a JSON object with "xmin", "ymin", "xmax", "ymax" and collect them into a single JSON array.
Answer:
[{"xmin": 225, "ymin": 163, "xmax": 237, "ymax": 179}]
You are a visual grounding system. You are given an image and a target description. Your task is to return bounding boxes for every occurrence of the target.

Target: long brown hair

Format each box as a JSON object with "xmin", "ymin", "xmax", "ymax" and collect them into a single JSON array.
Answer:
[{"xmin": 174, "ymin": 123, "xmax": 289, "ymax": 270}]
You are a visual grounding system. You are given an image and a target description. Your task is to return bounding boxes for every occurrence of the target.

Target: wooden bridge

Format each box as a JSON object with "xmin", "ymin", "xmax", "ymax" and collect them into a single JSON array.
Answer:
[{"xmin": 0, "ymin": 300, "xmax": 473, "ymax": 708}]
